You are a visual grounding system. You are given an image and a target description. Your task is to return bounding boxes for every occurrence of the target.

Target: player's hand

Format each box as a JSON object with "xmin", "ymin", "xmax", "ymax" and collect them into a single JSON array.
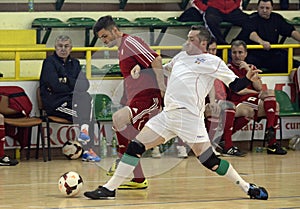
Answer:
[
  {"xmin": 239, "ymin": 61, "xmax": 249, "ymax": 70},
  {"xmin": 131, "ymin": 64, "xmax": 141, "ymax": 79},
  {"xmin": 246, "ymin": 66, "xmax": 262, "ymax": 82},
  {"xmin": 208, "ymin": 102, "xmax": 221, "ymax": 116},
  {"xmin": 261, "ymin": 41, "xmax": 271, "ymax": 50}
]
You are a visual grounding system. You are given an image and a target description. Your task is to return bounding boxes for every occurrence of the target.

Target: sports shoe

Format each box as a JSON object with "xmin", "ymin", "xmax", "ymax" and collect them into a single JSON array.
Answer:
[
  {"xmin": 177, "ymin": 145, "xmax": 188, "ymax": 158},
  {"xmin": 151, "ymin": 146, "xmax": 161, "ymax": 158},
  {"xmin": 118, "ymin": 179, "xmax": 148, "ymax": 190},
  {"xmin": 78, "ymin": 129, "xmax": 90, "ymax": 145},
  {"xmin": 247, "ymin": 183, "xmax": 268, "ymax": 200},
  {"xmin": 106, "ymin": 158, "xmax": 120, "ymax": 176},
  {"xmin": 222, "ymin": 146, "xmax": 246, "ymax": 157},
  {"xmin": 0, "ymin": 155, "xmax": 19, "ymax": 166},
  {"xmin": 267, "ymin": 143, "xmax": 287, "ymax": 155},
  {"xmin": 82, "ymin": 149, "xmax": 101, "ymax": 162},
  {"xmin": 264, "ymin": 127, "xmax": 275, "ymax": 142},
  {"xmin": 84, "ymin": 186, "xmax": 116, "ymax": 200}
]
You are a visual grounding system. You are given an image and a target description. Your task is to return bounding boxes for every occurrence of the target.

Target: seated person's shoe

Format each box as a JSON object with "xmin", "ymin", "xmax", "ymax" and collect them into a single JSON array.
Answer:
[
  {"xmin": 0, "ymin": 155, "xmax": 18, "ymax": 166},
  {"xmin": 247, "ymin": 183, "xmax": 268, "ymax": 200},
  {"xmin": 78, "ymin": 129, "xmax": 90, "ymax": 145},
  {"xmin": 151, "ymin": 146, "xmax": 161, "ymax": 158},
  {"xmin": 267, "ymin": 143, "xmax": 287, "ymax": 155},
  {"xmin": 84, "ymin": 186, "xmax": 115, "ymax": 200},
  {"xmin": 264, "ymin": 127, "xmax": 275, "ymax": 142},
  {"xmin": 223, "ymin": 146, "xmax": 246, "ymax": 157},
  {"xmin": 82, "ymin": 149, "xmax": 101, "ymax": 162},
  {"xmin": 106, "ymin": 158, "xmax": 120, "ymax": 176},
  {"xmin": 118, "ymin": 179, "xmax": 148, "ymax": 190},
  {"xmin": 176, "ymin": 145, "xmax": 188, "ymax": 158}
]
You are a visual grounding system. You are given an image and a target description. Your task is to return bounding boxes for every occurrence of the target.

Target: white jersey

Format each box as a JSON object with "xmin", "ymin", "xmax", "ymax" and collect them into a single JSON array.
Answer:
[{"xmin": 164, "ymin": 51, "xmax": 238, "ymax": 116}]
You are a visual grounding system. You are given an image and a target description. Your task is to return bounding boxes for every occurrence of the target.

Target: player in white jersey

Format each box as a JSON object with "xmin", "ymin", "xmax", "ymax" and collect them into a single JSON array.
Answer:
[{"xmin": 84, "ymin": 26, "xmax": 269, "ymax": 200}]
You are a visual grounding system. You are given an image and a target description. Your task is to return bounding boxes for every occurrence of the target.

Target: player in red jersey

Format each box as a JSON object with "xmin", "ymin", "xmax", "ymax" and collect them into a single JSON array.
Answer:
[
  {"xmin": 226, "ymin": 40, "xmax": 286, "ymax": 155},
  {"xmin": 93, "ymin": 15, "xmax": 166, "ymax": 189}
]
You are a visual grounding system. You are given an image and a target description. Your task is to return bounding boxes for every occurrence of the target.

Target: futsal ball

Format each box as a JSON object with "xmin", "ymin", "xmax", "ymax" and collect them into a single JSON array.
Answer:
[
  {"xmin": 62, "ymin": 141, "xmax": 83, "ymax": 160},
  {"xmin": 58, "ymin": 171, "xmax": 83, "ymax": 197}
]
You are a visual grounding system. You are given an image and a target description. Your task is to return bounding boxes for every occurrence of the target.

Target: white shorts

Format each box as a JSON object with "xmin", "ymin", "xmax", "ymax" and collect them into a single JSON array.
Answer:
[{"xmin": 145, "ymin": 108, "xmax": 210, "ymax": 144}]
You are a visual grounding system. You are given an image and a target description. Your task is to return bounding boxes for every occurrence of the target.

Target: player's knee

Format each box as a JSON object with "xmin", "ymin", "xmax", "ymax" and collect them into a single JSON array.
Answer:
[
  {"xmin": 198, "ymin": 147, "xmax": 230, "ymax": 176},
  {"xmin": 125, "ymin": 139, "xmax": 146, "ymax": 158}
]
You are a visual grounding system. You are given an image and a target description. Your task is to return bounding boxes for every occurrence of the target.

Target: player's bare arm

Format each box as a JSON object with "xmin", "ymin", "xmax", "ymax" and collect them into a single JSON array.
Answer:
[{"xmin": 151, "ymin": 55, "xmax": 166, "ymax": 97}]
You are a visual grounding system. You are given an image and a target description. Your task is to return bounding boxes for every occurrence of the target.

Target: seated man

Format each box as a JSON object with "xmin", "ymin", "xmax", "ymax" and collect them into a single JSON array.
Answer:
[
  {"xmin": 236, "ymin": 0, "xmax": 300, "ymax": 73},
  {"xmin": 39, "ymin": 35, "xmax": 100, "ymax": 162},
  {"xmin": 205, "ymin": 38, "xmax": 246, "ymax": 156},
  {"xmin": 0, "ymin": 113, "xmax": 18, "ymax": 166},
  {"xmin": 227, "ymin": 40, "xmax": 287, "ymax": 155},
  {"xmin": 193, "ymin": 0, "xmax": 250, "ymax": 44}
]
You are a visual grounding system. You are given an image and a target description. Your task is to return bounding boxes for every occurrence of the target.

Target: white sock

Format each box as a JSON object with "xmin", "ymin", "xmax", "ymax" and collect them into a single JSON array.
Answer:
[
  {"xmin": 103, "ymin": 153, "xmax": 140, "ymax": 191},
  {"xmin": 224, "ymin": 164, "xmax": 250, "ymax": 193}
]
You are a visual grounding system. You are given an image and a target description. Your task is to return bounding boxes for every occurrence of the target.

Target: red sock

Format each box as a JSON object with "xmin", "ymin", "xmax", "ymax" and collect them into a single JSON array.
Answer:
[
  {"xmin": 0, "ymin": 125, "xmax": 5, "ymax": 158},
  {"xmin": 205, "ymin": 116, "xmax": 219, "ymax": 140},
  {"xmin": 132, "ymin": 162, "xmax": 145, "ymax": 183},
  {"xmin": 264, "ymin": 96, "xmax": 277, "ymax": 128},
  {"xmin": 116, "ymin": 126, "xmax": 145, "ymax": 182},
  {"xmin": 268, "ymin": 114, "xmax": 279, "ymax": 145},
  {"xmin": 232, "ymin": 117, "xmax": 250, "ymax": 134},
  {"xmin": 116, "ymin": 125, "xmax": 139, "ymax": 157},
  {"xmin": 222, "ymin": 109, "xmax": 236, "ymax": 150}
]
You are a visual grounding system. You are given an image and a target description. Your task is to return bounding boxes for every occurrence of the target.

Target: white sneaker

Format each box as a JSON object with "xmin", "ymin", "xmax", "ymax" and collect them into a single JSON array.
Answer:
[
  {"xmin": 177, "ymin": 145, "xmax": 188, "ymax": 158},
  {"xmin": 151, "ymin": 146, "xmax": 161, "ymax": 158}
]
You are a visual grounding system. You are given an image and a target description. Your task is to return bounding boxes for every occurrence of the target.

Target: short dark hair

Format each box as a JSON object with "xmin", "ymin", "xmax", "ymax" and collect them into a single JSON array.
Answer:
[
  {"xmin": 93, "ymin": 15, "xmax": 118, "ymax": 37},
  {"xmin": 207, "ymin": 37, "xmax": 217, "ymax": 50},
  {"xmin": 258, "ymin": 0, "xmax": 273, "ymax": 6},
  {"xmin": 231, "ymin": 40, "xmax": 247, "ymax": 52},
  {"xmin": 191, "ymin": 25, "xmax": 211, "ymax": 43}
]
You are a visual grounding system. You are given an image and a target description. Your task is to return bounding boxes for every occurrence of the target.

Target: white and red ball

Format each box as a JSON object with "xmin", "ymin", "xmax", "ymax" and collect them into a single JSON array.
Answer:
[
  {"xmin": 58, "ymin": 171, "xmax": 83, "ymax": 197},
  {"xmin": 62, "ymin": 141, "xmax": 83, "ymax": 160}
]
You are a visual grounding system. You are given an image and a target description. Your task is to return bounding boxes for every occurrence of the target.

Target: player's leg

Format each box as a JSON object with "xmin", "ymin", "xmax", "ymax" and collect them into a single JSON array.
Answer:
[
  {"xmin": 191, "ymin": 142, "xmax": 268, "ymax": 200},
  {"xmin": 84, "ymin": 126, "xmax": 165, "ymax": 199},
  {"xmin": 258, "ymin": 91, "xmax": 286, "ymax": 155},
  {"xmin": 232, "ymin": 103, "xmax": 254, "ymax": 134},
  {"xmin": 0, "ymin": 114, "xmax": 18, "ymax": 166}
]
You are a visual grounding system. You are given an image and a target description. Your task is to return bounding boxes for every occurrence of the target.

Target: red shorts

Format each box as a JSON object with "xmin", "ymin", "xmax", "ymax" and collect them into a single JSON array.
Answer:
[
  {"xmin": 128, "ymin": 96, "xmax": 162, "ymax": 131},
  {"xmin": 233, "ymin": 94, "xmax": 259, "ymax": 120}
]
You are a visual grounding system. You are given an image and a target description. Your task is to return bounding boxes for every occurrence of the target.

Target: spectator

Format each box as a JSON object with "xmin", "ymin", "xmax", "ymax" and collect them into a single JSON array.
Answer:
[
  {"xmin": 227, "ymin": 40, "xmax": 287, "ymax": 155},
  {"xmin": 0, "ymin": 113, "xmax": 18, "ymax": 166},
  {"xmin": 178, "ymin": 1, "xmax": 204, "ymax": 23},
  {"xmin": 236, "ymin": 0, "xmax": 300, "ymax": 73},
  {"xmin": 39, "ymin": 35, "xmax": 100, "ymax": 162},
  {"xmin": 192, "ymin": 0, "xmax": 250, "ymax": 44},
  {"xmin": 93, "ymin": 15, "xmax": 165, "ymax": 189}
]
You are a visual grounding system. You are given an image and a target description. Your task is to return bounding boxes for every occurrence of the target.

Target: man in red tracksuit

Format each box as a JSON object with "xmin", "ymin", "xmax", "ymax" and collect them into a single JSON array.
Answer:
[{"xmin": 193, "ymin": 0, "xmax": 250, "ymax": 44}]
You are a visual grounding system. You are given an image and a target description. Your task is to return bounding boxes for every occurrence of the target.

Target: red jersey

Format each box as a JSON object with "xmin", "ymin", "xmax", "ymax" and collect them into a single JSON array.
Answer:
[
  {"xmin": 227, "ymin": 62, "xmax": 258, "ymax": 103},
  {"xmin": 193, "ymin": 0, "xmax": 241, "ymax": 14},
  {"xmin": 119, "ymin": 34, "xmax": 161, "ymax": 104}
]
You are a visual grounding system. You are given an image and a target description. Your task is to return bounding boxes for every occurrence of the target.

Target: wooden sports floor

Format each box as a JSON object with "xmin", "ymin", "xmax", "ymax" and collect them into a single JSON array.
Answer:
[{"xmin": 1, "ymin": 149, "xmax": 300, "ymax": 209}]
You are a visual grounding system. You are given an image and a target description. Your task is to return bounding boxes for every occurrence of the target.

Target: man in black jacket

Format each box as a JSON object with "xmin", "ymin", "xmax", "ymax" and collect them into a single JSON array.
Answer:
[
  {"xmin": 40, "ymin": 35, "xmax": 100, "ymax": 162},
  {"xmin": 236, "ymin": 0, "xmax": 300, "ymax": 73}
]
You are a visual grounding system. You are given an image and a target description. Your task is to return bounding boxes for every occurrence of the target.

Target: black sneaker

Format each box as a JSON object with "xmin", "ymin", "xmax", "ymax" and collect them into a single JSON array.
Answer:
[
  {"xmin": 264, "ymin": 127, "xmax": 275, "ymax": 142},
  {"xmin": 267, "ymin": 143, "xmax": 287, "ymax": 155},
  {"xmin": 248, "ymin": 183, "xmax": 268, "ymax": 200},
  {"xmin": 0, "ymin": 155, "xmax": 19, "ymax": 166},
  {"xmin": 223, "ymin": 146, "xmax": 246, "ymax": 157},
  {"xmin": 84, "ymin": 186, "xmax": 116, "ymax": 200}
]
